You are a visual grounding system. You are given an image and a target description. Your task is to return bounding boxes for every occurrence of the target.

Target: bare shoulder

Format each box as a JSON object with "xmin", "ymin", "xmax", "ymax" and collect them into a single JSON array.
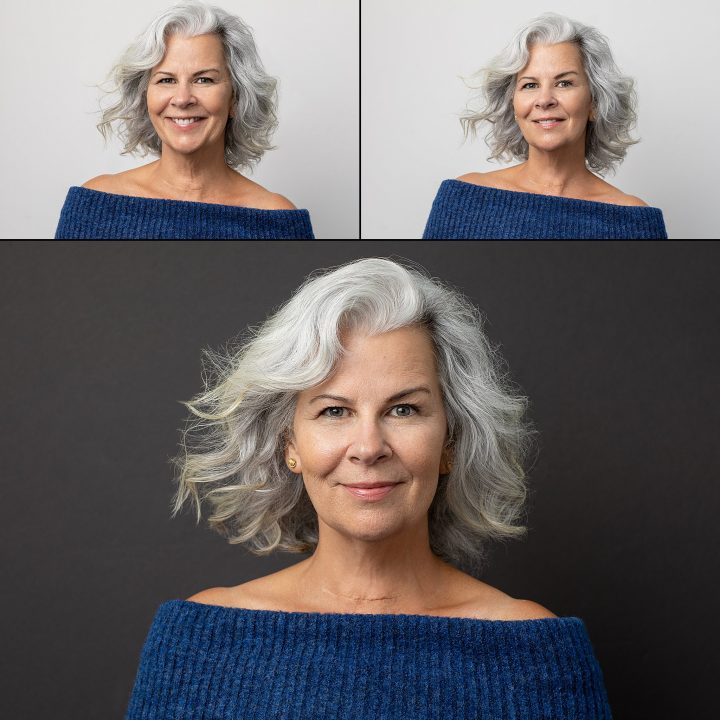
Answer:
[
  {"xmin": 186, "ymin": 586, "xmax": 235, "ymax": 607},
  {"xmin": 81, "ymin": 174, "xmax": 116, "ymax": 192},
  {"xmin": 455, "ymin": 169, "xmax": 513, "ymax": 190},
  {"xmin": 442, "ymin": 568, "xmax": 557, "ymax": 620},
  {"xmin": 254, "ymin": 192, "xmax": 297, "ymax": 211},
  {"xmin": 616, "ymin": 193, "xmax": 649, "ymax": 207},
  {"xmin": 233, "ymin": 175, "xmax": 297, "ymax": 210},
  {"xmin": 591, "ymin": 178, "xmax": 649, "ymax": 206},
  {"xmin": 495, "ymin": 598, "xmax": 558, "ymax": 621}
]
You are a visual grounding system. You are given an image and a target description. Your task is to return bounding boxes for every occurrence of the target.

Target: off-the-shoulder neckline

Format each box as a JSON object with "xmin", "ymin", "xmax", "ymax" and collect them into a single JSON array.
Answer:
[
  {"xmin": 447, "ymin": 178, "xmax": 661, "ymax": 211},
  {"xmin": 173, "ymin": 598, "xmax": 581, "ymax": 625},
  {"xmin": 70, "ymin": 185, "xmax": 309, "ymax": 213}
]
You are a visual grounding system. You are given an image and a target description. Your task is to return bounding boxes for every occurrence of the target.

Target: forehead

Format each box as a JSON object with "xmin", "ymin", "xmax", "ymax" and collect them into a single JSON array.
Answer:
[
  {"xmin": 522, "ymin": 41, "xmax": 584, "ymax": 72},
  {"xmin": 157, "ymin": 32, "xmax": 226, "ymax": 66},
  {"xmin": 304, "ymin": 326, "xmax": 440, "ymax": 397}
]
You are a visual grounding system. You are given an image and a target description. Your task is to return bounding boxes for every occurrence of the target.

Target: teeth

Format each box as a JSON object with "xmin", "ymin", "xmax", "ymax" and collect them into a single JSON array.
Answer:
[{"xmin": 172, "ymin": 118, "xmax": 200, "ymax": 125}]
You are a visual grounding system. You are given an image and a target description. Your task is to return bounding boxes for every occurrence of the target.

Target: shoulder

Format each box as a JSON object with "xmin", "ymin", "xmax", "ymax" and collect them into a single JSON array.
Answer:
[
  {"xmin": 253, "ymin": 191, "xmax": 297, "ymax": 211},
  {"xmin": 590, "ymin": 178, "xmax": 649, "ymax": 206},
  {"xmin": 81, "ymin": 174, "xmax": 116, "ymax": 192},
  {"xmin": 616, "ymin": 193, "xmax": 649, "ymax": 207},
  {"xmin": 455, "ymin": 169, "xmax": 513, "ymax": 190},
  {"xmin": 186, "ymin": 586, "xmax": 238, "ymax": 607},
  {"xmin": 233, "ymin": 175, "xmax": 297, "ymax": 210},
  {"xmin": 494, "ymin": 598, "xmax": 558, "ymax": 621}
]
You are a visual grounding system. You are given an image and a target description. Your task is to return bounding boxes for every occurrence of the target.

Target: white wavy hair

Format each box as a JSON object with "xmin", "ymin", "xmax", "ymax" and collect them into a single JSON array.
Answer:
[
  {"xmin": 98, "ymin": 1, "xmax": 277, "ymax": 170},
  {"xmin": 461, "ymin": 12, "xmax": 639, "ymax": 175},
  {"xmin": 172, "ymin": 258, "xmax": 532, "ymax": 573}
]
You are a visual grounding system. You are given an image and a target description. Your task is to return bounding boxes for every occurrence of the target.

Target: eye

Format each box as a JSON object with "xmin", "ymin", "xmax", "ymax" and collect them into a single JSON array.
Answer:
[
  {"xmin": 390, "ymin": 404, "xmax": 418, "ymax": 417},
  {"xmin": 196, "ymin": 76, "xmax": 215, "ymax": 84},
  {"xmin": 557, "ymin": 80, "xmax": 574, "ymax": 88},
  {"xmin": 157, "ymin": 77, "xmax": 175, "ymax": 84},
  {"xmin": 520, "ymin": 82, "xmax": 538, "ymax": 90},
  {"xmin": 320, "ymin": 406, "xmax": 347, "ymax": 418}
]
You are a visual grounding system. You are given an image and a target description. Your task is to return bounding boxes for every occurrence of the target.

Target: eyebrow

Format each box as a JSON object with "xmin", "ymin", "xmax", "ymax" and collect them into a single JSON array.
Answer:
[
  {"xmin": 151, "ymin": 67, "xmax": 222, "ymax": 77},
  {"xmin": 519, "ymin": 70, "xmax": 579, "ymax": 81},
  {"xmin": 308, "ymin": 386, "xmax": 432, "ymax": 405}
]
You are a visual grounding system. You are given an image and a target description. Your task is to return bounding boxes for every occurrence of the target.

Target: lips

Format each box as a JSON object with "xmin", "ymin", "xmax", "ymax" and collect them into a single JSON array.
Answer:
[{"xmin": 342, "ymin": 482, "xmax": 401, "ymax": 501}]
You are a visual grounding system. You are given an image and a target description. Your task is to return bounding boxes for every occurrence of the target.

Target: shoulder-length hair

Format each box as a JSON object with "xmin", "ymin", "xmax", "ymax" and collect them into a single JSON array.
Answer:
[
  {"xmin": 461, "ymin": 12, "xmax": 638, "ymax": 176},
  {"xmin": 98, "ymin": 1, "xmax": 277, "ymax": 170},
  {"xmin": 172, "ymin": 258, "xmax": 532, "ymax": 574}
]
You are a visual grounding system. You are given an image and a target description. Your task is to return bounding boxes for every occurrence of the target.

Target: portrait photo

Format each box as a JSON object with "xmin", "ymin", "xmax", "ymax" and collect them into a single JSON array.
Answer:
[
  {"xmin": 1, "ymin": 241, "xmax": 717, "ymax": 718},
  {"xmin": 361, "ymin": 0, "xmax": 719, "ymax": 239},
  {"xmin": 0, "ymin": 0, "xmax": 358, "ymax": 239}
]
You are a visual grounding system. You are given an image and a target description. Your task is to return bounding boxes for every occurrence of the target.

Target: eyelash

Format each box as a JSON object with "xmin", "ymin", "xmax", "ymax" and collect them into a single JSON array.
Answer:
[
  {"xmin": 156, "ymin": 77, "xmax": 215, "ymax": 85},
  {"xmin": 319, "ymin": 404, "xmax": 420, "ymax": 419},
  {"xmin": 520, "ymin": 80, "xmax": 574, "ymax": 90}
]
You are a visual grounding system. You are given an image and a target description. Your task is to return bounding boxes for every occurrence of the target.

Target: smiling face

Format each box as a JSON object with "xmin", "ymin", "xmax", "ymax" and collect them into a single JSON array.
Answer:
[
  {"xmin": 287, "ymin": 326, "xmax": 449, "ymax": 545},
  {"xmin": 146, "ymin": 33, "xmax": 234, "ymax": 158},
  {"xmin": 513, "ymin": 41, "xmax": 595, "ymax": 155}
]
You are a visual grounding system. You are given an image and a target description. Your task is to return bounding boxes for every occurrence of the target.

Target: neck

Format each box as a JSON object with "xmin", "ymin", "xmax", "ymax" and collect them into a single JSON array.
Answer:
[
  {"xmin": 518, "ymin": 143, "xmax": 594, "ymax": 196},
  {"xmin": 295, "ymin": 520, "xmax": 453, "ymax": 615},
  {"xmin": 149, "ymin": 145, "xmax": 237, "ymax": 202}
]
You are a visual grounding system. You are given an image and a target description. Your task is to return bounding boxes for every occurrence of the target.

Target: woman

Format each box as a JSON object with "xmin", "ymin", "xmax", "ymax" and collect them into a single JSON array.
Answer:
[
  {"xmin": 125, "ymin": 258, "xmax": 612, "ymax": 719},
  {"xmin": 55, "ymin": 1, "xmax": 314, "ymax": 239},
  {"xmin": 423, "ymin": 12, "xmax": 667, "ymax": 239}
]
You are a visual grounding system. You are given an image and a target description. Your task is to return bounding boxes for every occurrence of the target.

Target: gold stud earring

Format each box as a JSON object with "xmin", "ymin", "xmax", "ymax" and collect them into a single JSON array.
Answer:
[{"xmin": 288, "ymin": 458, "xmax": 297, "ymax": 469}]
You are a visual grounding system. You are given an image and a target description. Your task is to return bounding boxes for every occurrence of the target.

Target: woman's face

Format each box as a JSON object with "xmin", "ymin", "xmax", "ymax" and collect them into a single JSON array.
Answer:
[
  {"xmin": 287, "ymin": 326, "xmax": 449, "ymax": 544},
  {"xmin": 146, "ymin": 33, "xmax": 234, "ymax": 158},
  {"xmin": 513, "ymin": 42, "xmax": 595, "ymax": 156}
]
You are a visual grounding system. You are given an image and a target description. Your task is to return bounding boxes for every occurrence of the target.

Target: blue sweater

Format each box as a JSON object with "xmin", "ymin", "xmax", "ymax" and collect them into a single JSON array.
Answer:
[
  {"xmin": 125, "ymin": 599, "xmax": 612, "ymax": 719},
  {"xmin": 423, "ymin": 179, "xmax": 667, "ymax": 239},
  {"xmin": 55, "ymin": 187, "xmax": 315, "ymax": 239}
]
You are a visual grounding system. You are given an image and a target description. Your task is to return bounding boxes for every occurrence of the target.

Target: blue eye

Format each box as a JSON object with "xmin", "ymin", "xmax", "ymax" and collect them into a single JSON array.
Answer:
[
  {"xmin": 196, "ymin": 77, "xmax": 215, "ymax": 84},
  {"xmin": 320, "ymin": 406, "xmax": 346, "ymax": 418},
  {"xmin": 391, "ymin": 404, "xmax": 418, "ymax": 417},
  {"xmin": 557, "ymin": 80, "xmax": 573, "ymax": 87}
]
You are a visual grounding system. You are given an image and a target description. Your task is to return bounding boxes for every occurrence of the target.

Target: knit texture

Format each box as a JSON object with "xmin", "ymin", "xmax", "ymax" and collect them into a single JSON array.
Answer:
[
  {"xmin": 125, "ymin": 599, "xmax": 612, "ymax": 720},
  {"xmin": 422, "ymin": 180, "xmax": 667, "ymax": 239},
  {"xmin": 55, "ymin": 187, "xmax": 315, "ymax": 239}
]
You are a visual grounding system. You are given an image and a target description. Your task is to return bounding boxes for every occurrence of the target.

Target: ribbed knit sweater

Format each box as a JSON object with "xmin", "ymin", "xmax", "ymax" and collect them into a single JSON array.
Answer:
[
  {"xmin": 55, "ymin": 187, "xmax": 315, "ymax": 239},
  {"xmin": 125, "ymin": 599, "xmax": 612, "ymax": 719},
  {"xmin": 423, "ymin": 179, "xmax": 667, "ymax": 239}
]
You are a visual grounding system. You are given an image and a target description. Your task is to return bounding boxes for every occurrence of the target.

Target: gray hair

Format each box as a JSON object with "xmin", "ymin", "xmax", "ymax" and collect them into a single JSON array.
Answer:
[
  {"xmin": 172, "ymin": 258, "xmax": 532, "ymax": 573},
  {"xmin": 461, "ymin": 12, "xmax": 638, "ymax": 176},
  {"xmin": 97, "ymin": 1, "xmax": 277, "ymax": 170}
]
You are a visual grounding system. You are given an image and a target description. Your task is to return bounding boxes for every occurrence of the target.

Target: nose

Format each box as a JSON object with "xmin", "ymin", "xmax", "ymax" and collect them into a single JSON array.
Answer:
[
  {"xmin": 535, "ymin": 85, "xmax": 558, "ymax": 110},
  {"xmin": 348, "ymin": 418, "xmax": 392, "ymax": 466},
  {"xmin": 171, "ymin": 81, "xmax": 197, "ymax": 108}
]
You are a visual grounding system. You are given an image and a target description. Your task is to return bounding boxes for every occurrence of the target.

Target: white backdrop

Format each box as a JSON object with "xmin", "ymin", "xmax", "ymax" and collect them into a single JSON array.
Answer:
[
  {"xmin": 361, "ymin": 0, "xmax": 720, "ymax": 239},
  {"xmin": 0, "ymin": 0, "xmax": 359, "ymax": 239}
]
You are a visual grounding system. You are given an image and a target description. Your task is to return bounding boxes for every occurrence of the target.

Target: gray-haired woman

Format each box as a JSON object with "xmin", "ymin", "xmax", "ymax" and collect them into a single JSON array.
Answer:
[
  {"xmin": 423, "ymin": 12, "xmax": 667, "ymax": 239},
  {"xmin": 55, "ymin": 1, "xmax": 314, "ymax": 239},
  {"xmin": 125, "ymin": 258, "xmax": 612, "ymax": 720}
]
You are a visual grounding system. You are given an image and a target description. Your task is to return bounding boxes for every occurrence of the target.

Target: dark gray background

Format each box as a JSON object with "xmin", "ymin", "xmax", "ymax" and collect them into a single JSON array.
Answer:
[{"xmin": 2, "ymin": 241, "xmax": 717, "ymax": 719}]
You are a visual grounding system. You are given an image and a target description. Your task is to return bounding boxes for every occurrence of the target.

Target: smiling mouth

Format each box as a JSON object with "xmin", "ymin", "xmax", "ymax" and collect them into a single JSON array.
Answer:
[
  {"xmin": 342, "ymin": 482, "xmax": 401, "ymax": 501},
  {"xmin": 168, "ymin": 117, "xmax": 206, "ymax": 126},
  {"xmin": 533, "ymin": 119, "xmax": 564, "ymax": 127}
]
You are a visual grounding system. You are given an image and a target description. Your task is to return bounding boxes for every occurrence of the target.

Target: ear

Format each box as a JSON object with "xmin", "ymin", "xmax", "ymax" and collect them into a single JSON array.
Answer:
[
  {"xmin": 439, "ymin": 445, "xmax": 454, "ymax": 475},
  {"xmin": 589, "ymin": 106, "xmax": 596, "ymax": 122},
  {"xmin": 284, "ymin": 438, "xmax": 302, "ymax": 474}
]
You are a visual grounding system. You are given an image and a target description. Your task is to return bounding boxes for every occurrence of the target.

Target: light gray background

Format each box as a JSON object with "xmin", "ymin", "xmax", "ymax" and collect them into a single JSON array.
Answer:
[
  {"xmin": 0, "ymin": 0, "xmax": 359, "ymax": 239},
  {"xmin": 362, "ymin": 0, "xmax": 720, "ymax": 239}
]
